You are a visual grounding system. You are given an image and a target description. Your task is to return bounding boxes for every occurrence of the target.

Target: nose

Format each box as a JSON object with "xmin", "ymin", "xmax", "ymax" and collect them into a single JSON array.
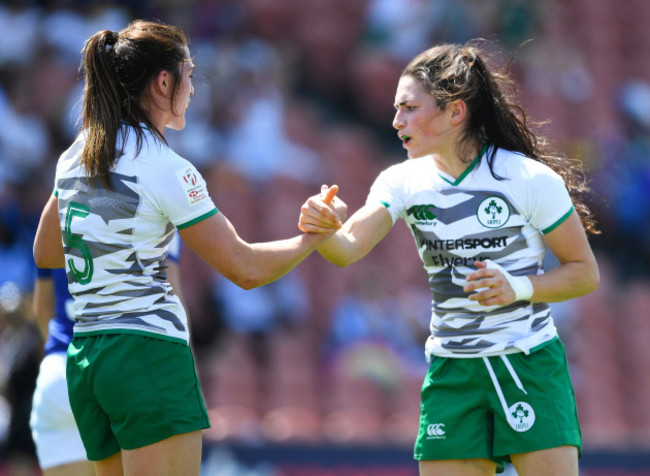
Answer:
[
  {"xmin": 190, "ymin": 85, "xmax": 195, "ymax": 96},
  {"xmin": 392, "ymin": 111, "xmax": 404, "ymax": 130}
]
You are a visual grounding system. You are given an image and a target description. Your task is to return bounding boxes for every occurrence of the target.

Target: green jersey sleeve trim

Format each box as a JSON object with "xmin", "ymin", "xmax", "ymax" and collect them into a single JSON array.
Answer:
[
  {"xmin": 176, "ymin": 207, "xmax": 219, "ymax": 230},
  {"xmin": 542, "ymin": 205, "xmax": 574, "ymax": 234}
]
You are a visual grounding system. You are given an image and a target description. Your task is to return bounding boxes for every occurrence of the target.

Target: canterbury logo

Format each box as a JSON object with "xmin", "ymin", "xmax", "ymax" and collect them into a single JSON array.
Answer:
[
  {"xmin": 408, "ymin": 204, "xmax": 437, "ymax": 221},
  {"xmin": 427, "ymin": 423, "xmax": 446, "ymax": 437}
]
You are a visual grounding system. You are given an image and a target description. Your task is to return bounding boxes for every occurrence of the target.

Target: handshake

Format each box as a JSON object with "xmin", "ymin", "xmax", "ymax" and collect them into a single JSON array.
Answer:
[{"xmin": 298, "ymin": 184, "xmax": 348, "ymax": 234}]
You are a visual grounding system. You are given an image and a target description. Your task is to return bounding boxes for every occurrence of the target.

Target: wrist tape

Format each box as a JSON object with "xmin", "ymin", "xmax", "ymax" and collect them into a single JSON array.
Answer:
[{"xmin": 484, "ymin": 260, "xmax": 533, "ymax": 301}]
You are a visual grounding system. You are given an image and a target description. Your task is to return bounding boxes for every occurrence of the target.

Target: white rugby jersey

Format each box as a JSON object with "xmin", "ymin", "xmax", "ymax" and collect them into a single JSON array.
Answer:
[
  {"xmin": 54, "ymin": 125, "xmax": 218, "ymax": 344},
  {"xmin": 367, "ymin": 145, "xmax": 574, "ymax": 358}
]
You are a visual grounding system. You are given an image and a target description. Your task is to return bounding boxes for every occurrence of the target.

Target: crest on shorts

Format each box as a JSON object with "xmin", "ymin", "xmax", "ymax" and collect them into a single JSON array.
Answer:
[{"xmin": 508, "ymin": 401, "xmax": 535, "ymax": 432}]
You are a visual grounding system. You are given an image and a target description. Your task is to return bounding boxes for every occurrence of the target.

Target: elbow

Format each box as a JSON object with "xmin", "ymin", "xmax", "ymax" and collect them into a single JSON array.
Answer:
[
  {"xmin": 577, "ymin": 263, "xmax": 600, "ymax": 297},
  {"xmin": 329, "ymin": 258, "xmax": 352, "ymax": 268},
  {"xmin": 227, "ymin": 270, "xmax": 266, "ymax": 290},
  {"xmin": 236, "ymin": 278, "xmax": 262, "ymax": 291},
  {"xmin": 33, "ymin": 238, "xmax": 65, "ymax": 269},
  {"xmin": 321, "ymin": 253, "xmax": 355, "ymax": 268},
  {"xmin": 33, "ymin": 249, "xmax": 46, "ymax": 269},
  {"xmin": 587, "ymin": 267, "xmax": 600, "ymax": 294},
  {"xmin": 33, "ymin": 248, "xmax": 54, "ymax": 269}
]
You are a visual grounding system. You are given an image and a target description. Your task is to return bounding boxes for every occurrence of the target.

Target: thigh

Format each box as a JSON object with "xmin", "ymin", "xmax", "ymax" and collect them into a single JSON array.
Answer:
[
  {"xmin": 67, "ymin": 337, "xmax": 121, "ymax": 461},
  {"xmin": 93, "ymin": 335, "xmax": 209, "ymax": 451},
  {"xmin": 510, "ymin": 445, "xmax": 578, "ymax": 476},
  {"xmin": 420, "ymin": 458, "xmax": 497, "ymax": 476},
  {"xmin": 93, "ymin": 451, "xmax": 123, "ymax": 476},
  {"xmin": 490, "ymin": 340, "xmax": 581, "ymax": 458},
  {"xmin": 414, "ymin": 357, "xmax": 500, "ymax": 465},
  {"xmin": 122, "ymin": 430, "xmax": 202, "ymax": 476},
  {"xmin": 32, "ymin": 353, "xmax": 89, "ymax": 469},
  {"xmin": 68, "ymin": 334, "xmax": 210, "ymax": 460},
  {"xmin": 43, "ymin": 460, "xmax": 95, "ymax": 476},
  {"xmin": 32, "ymin": 353, "xmax": 75, "ymax": 425}
]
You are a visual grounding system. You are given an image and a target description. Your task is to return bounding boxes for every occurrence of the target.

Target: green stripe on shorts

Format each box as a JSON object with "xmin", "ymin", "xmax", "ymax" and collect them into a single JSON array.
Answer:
[{"xmin": 67, "ymin": 333, "xmax": 210, "ymax": 461}]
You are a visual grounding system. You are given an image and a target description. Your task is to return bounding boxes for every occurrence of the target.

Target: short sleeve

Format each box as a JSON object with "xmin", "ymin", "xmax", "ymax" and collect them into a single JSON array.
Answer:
[
  {"xmin": 149, "ymin": 161, "xmax": 218, "ymax": 230},
  {"xmin": 522, "ymin": 166, "xmax": 574, "ymax": 234},
  {"xmin": 366, "ymin": 166, "xmax": 406, "ymax": 224}
]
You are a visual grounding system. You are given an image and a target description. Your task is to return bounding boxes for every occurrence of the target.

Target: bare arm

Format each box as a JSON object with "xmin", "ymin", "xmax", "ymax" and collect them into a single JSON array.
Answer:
[
  {"xmin": 167, "ymin": 259, "xmax": 184, "ymax": 303},
  {"xmin": 179, "ymin": 210, "xmax": 339, "ymax": 290},
  {"xmin": 33, "ymin": 194, "xmax": 65, "ymax": 268},
  {"xmin": 531, "ymin": 211, "xmax": 599, "ymax": 301},
  {"xmin": 465, "ymin": 211, "xmax": 599, "ymax": 306},
  {"xmin": 32, "ymin": 276, "xmax": 54, "ymax": 339},
  {"xmin": 167, "ymin": 258, "xmax": 194, "ymax": 337},
  {"xmin": 309, "ymin": 202, "xmax": 394, "ymax": 267}
]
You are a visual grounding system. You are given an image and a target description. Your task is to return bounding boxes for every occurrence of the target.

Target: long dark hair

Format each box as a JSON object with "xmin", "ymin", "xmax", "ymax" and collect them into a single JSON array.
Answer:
[
  {"xmin": 402, "ymin": 41, "xmax": 599, "ymax": 234},
  {"xmin": 79, "ymin": 19, "xmax": 189, "ymax": 188}
]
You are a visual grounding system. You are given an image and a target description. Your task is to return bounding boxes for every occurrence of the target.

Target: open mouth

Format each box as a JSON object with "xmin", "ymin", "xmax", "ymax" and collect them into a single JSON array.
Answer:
[{"xmin": 401, "ymin": 134, "xmax": 411, "ymax": 146}]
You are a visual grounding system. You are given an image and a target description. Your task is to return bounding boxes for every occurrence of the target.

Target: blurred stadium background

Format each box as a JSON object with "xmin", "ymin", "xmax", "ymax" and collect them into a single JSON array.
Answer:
[{"xmin": 0, "ymin": 0, "xmax": 649, "ymax": 474}]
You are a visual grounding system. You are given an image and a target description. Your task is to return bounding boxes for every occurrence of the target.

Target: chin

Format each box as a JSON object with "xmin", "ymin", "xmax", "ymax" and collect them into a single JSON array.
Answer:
[{"xmin": 167, "ymin": 119, "xmax": 186, "ymax": 131}]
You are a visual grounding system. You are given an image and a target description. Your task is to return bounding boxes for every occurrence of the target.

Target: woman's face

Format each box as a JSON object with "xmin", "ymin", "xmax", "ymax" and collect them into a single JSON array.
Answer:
[
  {"xmin": 167, "ymin": 47, "xmax": 195, "ymax": 131},
  {"xmin": 392, "ymin": 75, "xmax": 454, "ymax": 159}
]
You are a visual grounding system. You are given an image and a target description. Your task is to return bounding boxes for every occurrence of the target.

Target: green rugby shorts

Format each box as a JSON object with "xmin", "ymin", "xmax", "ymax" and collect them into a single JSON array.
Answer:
[
  {"xmin": 414, "ymin": 338, "xmax": 581, "ymax": 470},
  {"xmin": 67, "ymin": 333, "xmax": 210, "ymax": 461}
]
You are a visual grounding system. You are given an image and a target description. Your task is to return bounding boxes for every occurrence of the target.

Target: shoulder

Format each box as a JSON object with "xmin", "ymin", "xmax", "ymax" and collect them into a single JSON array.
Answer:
[
  {"xmin": 57, "ymin": 133, "xmax": 86, "ymax": 171},
  {"xmin": 119, "ymin": 127, "xmax": 193, "ymax": 173},
  {"xmin": 491, "ymin": 147, "xmax": 563, "ymax": 184},
  {"xmin": 488, "ymin": 148, "xmax": 573, "ymax": 221}
]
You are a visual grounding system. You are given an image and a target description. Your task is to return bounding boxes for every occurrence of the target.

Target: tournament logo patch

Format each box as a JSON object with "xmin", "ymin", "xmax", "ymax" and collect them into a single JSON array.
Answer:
[
  {"xmin": 175, "ymin": 166, "xmax": 208, "ymax": 205},
  {"xmin": 477, "ymin": 196, "xmax": 510, "ymax": 228}
]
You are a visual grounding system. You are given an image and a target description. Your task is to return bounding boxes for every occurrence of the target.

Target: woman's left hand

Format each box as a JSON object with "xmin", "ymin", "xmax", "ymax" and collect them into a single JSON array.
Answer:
[
  {"xmin": 464, "ymin": 260, "xmax": 518, "ymax": 306},
  {"xmin": 298, "ymin": 184, "xmax": 347, "ymax": 234}
]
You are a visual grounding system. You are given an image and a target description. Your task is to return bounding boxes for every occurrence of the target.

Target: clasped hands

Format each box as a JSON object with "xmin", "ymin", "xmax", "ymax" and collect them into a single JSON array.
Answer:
[{"xmin": 298, "ymin": 184, "xmax": 348, "ymax": 234}]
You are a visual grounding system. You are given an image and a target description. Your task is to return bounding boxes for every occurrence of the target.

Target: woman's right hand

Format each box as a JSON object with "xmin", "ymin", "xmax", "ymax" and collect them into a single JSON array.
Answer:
[{"xmin": 298, "ymin": 184, "xmax": 347, "ymax": 233}]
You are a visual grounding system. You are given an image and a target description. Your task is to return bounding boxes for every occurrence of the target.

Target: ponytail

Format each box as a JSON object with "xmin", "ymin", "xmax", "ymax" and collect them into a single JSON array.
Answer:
[
  {"xmin": 80, "ymin": 30, "xmax": 122, "ymax": 188},
  {"xmin": 78, "ymin": 20, "xmax": 189, "ymax": 189}
]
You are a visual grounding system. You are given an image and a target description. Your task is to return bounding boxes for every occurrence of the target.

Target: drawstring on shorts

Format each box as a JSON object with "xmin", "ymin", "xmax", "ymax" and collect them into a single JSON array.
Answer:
[{"xmin": 483, "ymin": 355, "xmax": 536, "ymax": 432}]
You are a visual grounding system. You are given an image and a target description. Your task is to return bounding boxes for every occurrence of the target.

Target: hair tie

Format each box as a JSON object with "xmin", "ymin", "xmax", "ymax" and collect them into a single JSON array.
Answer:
[{"xmin": 105, "ymin": 30, "xmax": 118, "ymax": 47}]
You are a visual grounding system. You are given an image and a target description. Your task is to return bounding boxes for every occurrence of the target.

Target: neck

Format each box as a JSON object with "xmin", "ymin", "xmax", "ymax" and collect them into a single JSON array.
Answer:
[
  {"xmin": 139, "ymin": 95, "xmax": 168, "ymax": 136},
  {"xmin": 432, "ymin": 143, "xmax": 482, "ymax": 179}
]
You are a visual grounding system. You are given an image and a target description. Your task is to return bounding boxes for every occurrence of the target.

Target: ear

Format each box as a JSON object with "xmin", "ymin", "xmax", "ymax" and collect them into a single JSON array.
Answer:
[
  {"xmin": 153, "ymin": 70, "xmax": 172, "ymax": 97},
  {"xmin": 449, "ymin": 100, "xmax": 467, "ymax": 125}
]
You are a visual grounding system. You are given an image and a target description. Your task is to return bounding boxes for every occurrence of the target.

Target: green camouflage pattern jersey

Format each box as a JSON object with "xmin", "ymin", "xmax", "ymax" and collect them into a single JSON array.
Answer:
[
  {"xmin": 367, "ymin": 145, "xmax": 574, "ymax": 358},
  {"xmin": 54, "ymin": 126, "xmax": 218, "ymax": 344}
]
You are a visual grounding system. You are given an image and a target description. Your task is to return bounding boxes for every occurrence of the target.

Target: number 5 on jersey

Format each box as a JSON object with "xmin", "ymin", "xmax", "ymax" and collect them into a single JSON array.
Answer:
[{"xmin": 64, "ymin": 201, "xmax": 94, "ymax": 284}]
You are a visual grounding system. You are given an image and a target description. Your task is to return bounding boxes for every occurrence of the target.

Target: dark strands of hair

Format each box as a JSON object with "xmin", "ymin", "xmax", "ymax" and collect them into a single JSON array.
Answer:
[
  {"xmin": 78, "ymin": 20, "xmax": 188, "ymax": 189},
  {"xmin": 402, "ymin": 40, "xmax": 599, "ymax": 235}
]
